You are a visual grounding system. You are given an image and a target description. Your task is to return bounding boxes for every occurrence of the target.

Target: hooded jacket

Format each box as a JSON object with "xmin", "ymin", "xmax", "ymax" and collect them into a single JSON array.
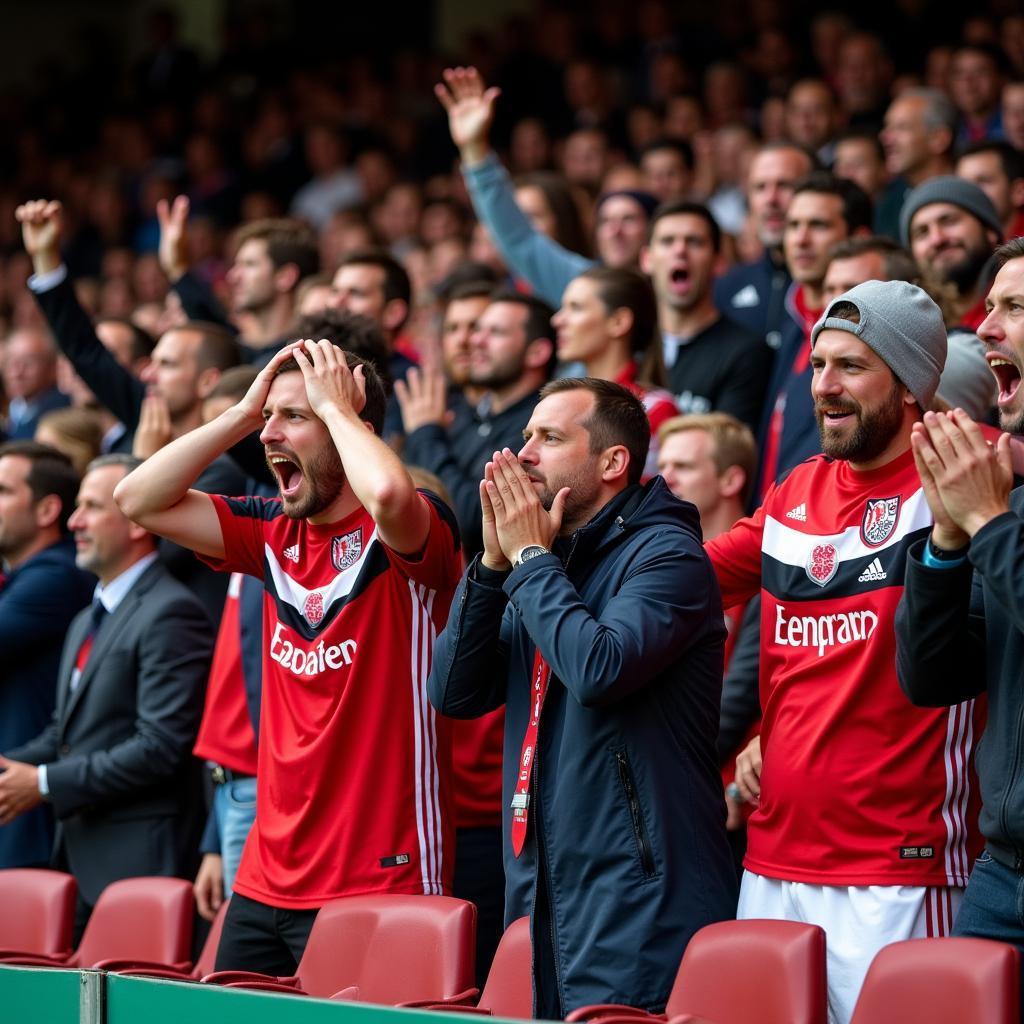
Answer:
[{"xmin": 428, "ymin": 478, "xmax": 738, "ymax": 1015}]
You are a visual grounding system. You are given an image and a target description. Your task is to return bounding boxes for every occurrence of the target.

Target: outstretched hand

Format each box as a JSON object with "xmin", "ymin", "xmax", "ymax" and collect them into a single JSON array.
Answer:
[
  {"xmin": 15, "ymin": 199, "xmax": 63, "ymax": 274},
  {"xmin": 434, "ymin": 66, "xmax": 501, "ymax": 165}
]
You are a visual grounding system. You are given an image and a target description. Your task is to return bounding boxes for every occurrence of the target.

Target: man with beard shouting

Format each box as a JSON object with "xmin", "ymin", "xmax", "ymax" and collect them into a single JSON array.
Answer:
[
  {"xmin": 114, "ymin": 337, "xmax": 462, "ymax": 973},
  {"xmin": 709, "ymin": 281, "xmax": 985, "ymax": 1024}
]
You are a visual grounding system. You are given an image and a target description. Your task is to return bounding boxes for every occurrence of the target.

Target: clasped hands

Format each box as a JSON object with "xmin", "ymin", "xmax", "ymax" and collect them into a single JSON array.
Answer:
[{"xmin": 479, "ymin": 449, "xmax": 569, "ymax": 571}]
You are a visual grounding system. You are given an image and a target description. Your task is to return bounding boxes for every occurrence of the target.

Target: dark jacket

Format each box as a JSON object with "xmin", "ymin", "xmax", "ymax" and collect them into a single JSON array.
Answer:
[
  {"xmin": 428, "ymin": 479, "xmax": 737, "ymax": 1015},
  {"xmin": 896, "ymin": 494, "xmax": 1024, "ymax": 871},
  {"xmin": 713, "ymin": 250, "xmax": 792, "ymax": 350}
]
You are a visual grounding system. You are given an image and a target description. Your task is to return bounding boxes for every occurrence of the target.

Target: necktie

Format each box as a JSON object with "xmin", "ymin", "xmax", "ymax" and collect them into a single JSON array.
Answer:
[{"xmin": 71, "ymin": 599, "xmax": 107, "ymax": 692}]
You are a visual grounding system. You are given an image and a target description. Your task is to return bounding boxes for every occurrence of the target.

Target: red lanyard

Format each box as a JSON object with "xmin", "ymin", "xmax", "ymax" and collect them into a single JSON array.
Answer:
[{"xmin": 510, "ymin": 648, "xmax": 551, "ymax": 858}]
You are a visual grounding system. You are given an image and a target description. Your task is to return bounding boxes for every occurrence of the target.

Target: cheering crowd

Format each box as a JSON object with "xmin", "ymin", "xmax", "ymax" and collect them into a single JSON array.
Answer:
[{"xmin": 3, "ymin": 5, "xmax": 1024, "ymax": 1021}]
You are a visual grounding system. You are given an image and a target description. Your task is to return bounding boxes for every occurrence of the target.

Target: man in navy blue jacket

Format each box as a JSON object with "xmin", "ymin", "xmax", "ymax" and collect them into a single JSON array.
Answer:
[
  {"xmin": 0, "ymin": 441, "xmax": 94, "ymax": 867},
  {"xmin": 428, "ymin": 378, "xmax": 737, "ymax": 1018}
]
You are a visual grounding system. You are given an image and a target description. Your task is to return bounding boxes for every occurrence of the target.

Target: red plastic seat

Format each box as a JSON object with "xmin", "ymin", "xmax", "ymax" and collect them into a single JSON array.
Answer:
[
  {"xmin": 106, "ymin": 898, "xmax": 230, "ymax": 980},
  {"xmin": 567, "ymin": 919, "xmax": 827, "ymax": 1024},
  {"xmin": 850, "ymin": 937, "xmax": 1020, "ymax": 1024},
  {"xmin": 0, "ymin": 876, "xmax": 193, "ymax": 971},
  {"xmin": 203, "ymin": 893, "xmax": 477, "ymax": 1003},
  {"xmin": 405, "ymin": 915, "xmax": 534, "ymax": 1017},
  {"xmin": 0, "ymin": 869, "xmax": 77, "ymax": 958}
]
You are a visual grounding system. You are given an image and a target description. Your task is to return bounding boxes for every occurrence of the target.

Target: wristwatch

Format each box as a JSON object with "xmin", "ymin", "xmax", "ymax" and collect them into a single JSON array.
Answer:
[{"xmin": 512, "ymin": 545, "xmax": 549, "ymax": 568}]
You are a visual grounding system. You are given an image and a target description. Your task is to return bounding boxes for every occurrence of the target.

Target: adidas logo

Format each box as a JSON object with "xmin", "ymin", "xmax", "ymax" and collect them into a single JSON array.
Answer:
[
  {"xmin": 786, "ymin": 503, "xmax": 807, "ymax": 521},
  {"xmin": 731, "ymin": 284, "xmax": 761, "ymax": 309},
  {"xmin": 283, "ymin": 544, "xmax": 300, "ymax": 564},
  {"xmin": 858, "ymin": 558, "xmax": 887, "ymax": 582}
]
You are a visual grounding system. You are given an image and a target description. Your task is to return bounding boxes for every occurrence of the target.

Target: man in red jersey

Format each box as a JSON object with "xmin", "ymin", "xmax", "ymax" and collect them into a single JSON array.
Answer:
[
  {"xmin": 113, "ymin": 335, "xmax": 462, "ymax": 974},
  {"xmin": 709, "ymin": 280, "xmax": 984, "ymax": 1024}
]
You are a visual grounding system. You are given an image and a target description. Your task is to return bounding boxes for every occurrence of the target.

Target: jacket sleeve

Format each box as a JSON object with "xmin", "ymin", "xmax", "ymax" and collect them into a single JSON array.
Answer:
[
  {"xmin": 32, "ymin": 274, "xmax": 144, "ymax": 430},
  {"xmin": 705, "ymin": 503, "xmax": 766, "ymax": 608},
  {"xmin": 428, "ymin": 558, "xmax": 512, "ymax": 719},
  {"xmin": 0, "ymin": 556, "xmax": 87, "ymax": 657},
  {"xmin": 463, "ymin": 154, "xmax": 596, "ymax": 307},
  {"xmin": 5, "ymin": 719, "xmax": 60, "ymax": 766},
  {"xmin": 403, "ymin": 424, "xmax": 483, "ymax": 554},
  {"xmin": 503, "ymin": 534, "xmax": 720, "ymax": 708},
  {"xmin": 717, "ymin": 596, "xmax": 762, "ymax": 759},
  {"xmin": 43, "ymin": 596, "xmax": 212, "ymax": 818},
  {"xmin": 171, "ymin": 271, "xmax": 235, "ymax": 332},
  {"xmin": 895, "ymin": 538, "xmax": 987, "ymax": 707}
]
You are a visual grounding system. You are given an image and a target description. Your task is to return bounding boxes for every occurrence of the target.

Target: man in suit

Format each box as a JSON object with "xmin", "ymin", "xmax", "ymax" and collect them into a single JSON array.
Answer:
[
  {"xmin": 0, "ymin": 453, "xmax": 212, "ymax": 935},
  {"xmin": 2, "ymin": 329, "xmax": 69, "ymax": 440},
  {"xmin": 0, "ymin": 441, "xmax": 95, "ymax": 868}
]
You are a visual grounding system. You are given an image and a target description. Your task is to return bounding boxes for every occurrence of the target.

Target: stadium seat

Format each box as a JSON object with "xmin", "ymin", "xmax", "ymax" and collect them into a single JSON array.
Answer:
[
  {"xmin": 202, "ymin": 893, "xmax": 478, "ymax": 1003},
  {"xmin": 567, "ymin": 919, "xmax": 827, "ymax": 1024},
  {"xmin": 0, "ymin": 868, "xmax": 77, "ymax": 958},
  {"xmin": 104, "ymin": 898, "xmax": 230, "ymax": 980},
  {"xmin": 850, "ymin": 937, "xmax": 1020, "ymax": 1024},
  {"xmin": 0, "ymin": 876, "xmax": 193, "ymax": 971},
  {"xmin": 402, "ymin": 915, "xmax": 534, "ymax": 1016}
]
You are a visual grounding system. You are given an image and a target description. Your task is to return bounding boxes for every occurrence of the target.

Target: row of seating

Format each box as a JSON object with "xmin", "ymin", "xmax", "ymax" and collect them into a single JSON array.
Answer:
[{"xmin": 0, "ymin": 869, "xmax": 1018, "ymax": 1022}]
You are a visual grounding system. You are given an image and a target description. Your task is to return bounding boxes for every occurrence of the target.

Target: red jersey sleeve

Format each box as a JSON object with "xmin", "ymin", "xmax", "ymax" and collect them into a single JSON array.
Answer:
[
  {"xmin": 196, "ymin": 494, "xmax": 277, "ymax": 579},
  {"xmin": 381, "ymin": 490, "xmax": 462, "ymax": 591},
  {"xmin": 705, "ymin": 501, "xmax": 767, "ymax": 607}
]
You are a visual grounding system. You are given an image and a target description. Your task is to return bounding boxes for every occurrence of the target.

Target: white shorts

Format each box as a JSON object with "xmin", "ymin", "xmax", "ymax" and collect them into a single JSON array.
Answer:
[{"xmin": 737, "ymin": 870, "xmax": 963, "ymax": 1024}]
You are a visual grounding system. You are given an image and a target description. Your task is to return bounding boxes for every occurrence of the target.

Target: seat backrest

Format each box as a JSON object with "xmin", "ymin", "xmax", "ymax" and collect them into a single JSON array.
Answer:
[
  {"xmin": 297, "ymin": 894, "xmax": 476, "ymax": 1002},
  {"xmin": 850, "ymin": 937, "xmax": 1020, "ymax": 1024},
  {"xmin": 193, "ymin": 899, "xmax": 231, "ymax": 979},
  {"xmin": 0, "ymin": 869, "xmax": 77, "ymax": 955},
  {"xmin": 74, "ymin": 877, "xmax": 194, "ymax": 968},
  {"xmin": 666, "ymin": 919, "xmax": 827, "ymax": 1024},
  {"xmin": 479, "ymin": 916, "xmax": 533, "ymax": 1018}
]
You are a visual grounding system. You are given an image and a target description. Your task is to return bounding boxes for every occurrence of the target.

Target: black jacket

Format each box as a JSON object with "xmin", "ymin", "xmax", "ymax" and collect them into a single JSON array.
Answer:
[
  {"xmin": 895, "ymin": 490, "xmax": 1024, "ymax": 869},
  {"xmin": 428, "ymin": 479, "xmax": 737, "ymax": 1015}
]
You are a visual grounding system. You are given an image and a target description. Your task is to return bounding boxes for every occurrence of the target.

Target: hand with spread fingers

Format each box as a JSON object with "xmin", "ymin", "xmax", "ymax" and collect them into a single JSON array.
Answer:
[
  {"xmin": 434, "ymin": 66, "xmax": 501, "ymax": 166},
  {"xmin": 294, "ymin": 338, "xmax": 366, "ymax": 423},
  {"xmin": 911, "ymin": 408, "xmax": 1014, "ymax": 540},
  {"xmin": 484, "ymin": 448, "xmax": 568, "ymax": 564},
  {"xmin": 232, "ymin": 341, "xmax": 303, "ymax": 424},
  {"xmin": 394, "ymin": 365, "xmax": 450, "ymax": 434}
]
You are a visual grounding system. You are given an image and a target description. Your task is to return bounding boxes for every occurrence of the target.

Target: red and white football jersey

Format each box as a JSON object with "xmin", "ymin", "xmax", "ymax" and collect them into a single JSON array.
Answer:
[
  {"xmin": 200, "ymin": 491, "xmax": 462, "ymax": 909},
  {"xmin": 707, "ymin": 448, "xmax": 984, "ymax": 887}
]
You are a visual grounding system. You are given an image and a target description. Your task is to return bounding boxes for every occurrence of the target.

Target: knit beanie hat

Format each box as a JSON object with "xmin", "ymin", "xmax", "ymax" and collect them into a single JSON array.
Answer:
[
  {"xmin": 811, "ymin": 280, "xmax": 947, "ymax": 409},
  {"xmin": 899, "ymin": 175, "xmax": 1003, "ymax": 247},
  {"xmin": 938, "ymin": 330, "xmax": 998, "ymax": 421}
]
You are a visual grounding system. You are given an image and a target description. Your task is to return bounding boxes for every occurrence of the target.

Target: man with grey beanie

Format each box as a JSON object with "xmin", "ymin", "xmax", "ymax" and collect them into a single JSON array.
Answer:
[
  {"xmin": 706, "ymin": 279, "xmax": 983, "ymax": 1024},
  {"xmin": 902, "ymin": 174, "xmax": 1003, "ymax": 332}
]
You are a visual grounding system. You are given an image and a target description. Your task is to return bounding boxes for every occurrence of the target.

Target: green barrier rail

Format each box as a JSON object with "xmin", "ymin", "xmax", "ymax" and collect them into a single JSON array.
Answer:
[{"xmin": 0, "ymin": 966, "xmax": 522, "ymax": 1024}]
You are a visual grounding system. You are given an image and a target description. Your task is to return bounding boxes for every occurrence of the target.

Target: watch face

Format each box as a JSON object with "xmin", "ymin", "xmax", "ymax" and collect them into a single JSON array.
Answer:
[{"xmin": 516, "ymin": 545, "xmax": 547, "ymax": 566}]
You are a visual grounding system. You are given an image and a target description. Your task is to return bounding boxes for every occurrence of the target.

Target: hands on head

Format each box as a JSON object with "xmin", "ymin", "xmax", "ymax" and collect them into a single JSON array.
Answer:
[{"xmin": 911, "ymin": 408, "xmax": 1014, "ymax": 547}]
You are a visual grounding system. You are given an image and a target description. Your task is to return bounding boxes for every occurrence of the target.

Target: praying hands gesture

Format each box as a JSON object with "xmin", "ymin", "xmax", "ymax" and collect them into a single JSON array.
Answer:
[{"xmin": 479, "ymin": 448, "xmax": 568, "ymax": 571}]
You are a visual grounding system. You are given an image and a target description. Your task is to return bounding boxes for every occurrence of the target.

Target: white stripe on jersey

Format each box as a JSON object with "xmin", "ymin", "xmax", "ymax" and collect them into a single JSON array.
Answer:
[
  {"xmin": 408, "ymin": 579, "xmax": 443, "ymax": 895},
  {"xmin": 263, "ymin": 528, "xmax": 379, "ymax": 619},
  {"xmin": 940, "ymin": 700, "xmax": 976, "ymax": 887},
  {"xmin": 762, "ymin": 488, "xmax": 931, "ymax": 568}
]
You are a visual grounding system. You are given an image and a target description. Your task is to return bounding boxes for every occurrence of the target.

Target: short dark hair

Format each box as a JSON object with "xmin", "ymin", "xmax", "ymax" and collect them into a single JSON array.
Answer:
[
  {"xmin": 995, "ymin": 236, "xmax": 1024, "ymax": 266},
  {"xmin": 0, "ymin": 440, "xmax": 80, "ymax": 534},
  {"xmin": 204, "ymin": 365, "xmax": 259, "ymax": 403},
  {"xmin": 648, "ymin": 200, "xmax": 722, "ymax": 251},
  {"xmin": 337, "ymin": 248, "xmax": 412, "ymax": 310},
  {"xmin": 956, "ymin": 139, "xmax": 1024, "ymax": 183},
  {"xmin": 538, "ymin": 378, "xmax": 650, "ymax": 486},
  {"xmin": 826, "ymin": 236, "xmax": 919, "ymax": 284},
  {"xmin": 792, "ymin": 171, "xmax": 873, "ymax": 234},
  {"xmin": 96, "ymin": 316, "xmax": 155, "ymax": 361},
  {"xmin": 435, "ymin": 265, "xmax": 501, "ymax": 306},
  {"xmin": 176, "ymin": 321, "xmax": 242, "ymax": 374},
  {"xmin": 233, "ymin": 218, "xmax": 320, "ymax": 281},
  {"xmin": 271, "ymin": 346, "xmax": 387, "ymax": 435},
  {"xmin": 294, "ymin": 309, "xmax": 392, "ymax": 390},
  {"xmin": 835, "ymin": 129, "xmax": 886, "ymax": 165},
  {"xmin": 638, "ymin": 136, "xmax": 695, "ymax": 172}
]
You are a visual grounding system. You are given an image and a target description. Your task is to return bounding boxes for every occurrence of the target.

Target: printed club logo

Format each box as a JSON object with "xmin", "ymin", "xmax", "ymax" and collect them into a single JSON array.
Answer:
[
  {"xmin": 805, "ymin": 543, "xmax": 839, "ymax": 587},
  {"xmin": 861, "ymin": 496, "xmax": 901, "ymax": 547},
  {"xmin": 331, "ymin": 529, "xmax": 363, "ymax": 572},
  {"xmin": 302, "ymin": 591, "xmax": 325, "ymax": 628}
]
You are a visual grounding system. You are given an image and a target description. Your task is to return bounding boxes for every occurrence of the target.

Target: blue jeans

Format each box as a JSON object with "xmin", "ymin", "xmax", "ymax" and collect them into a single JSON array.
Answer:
[
  {"xmin": 213, "ymin": 776, "xmax": 257, "ymax": 895},
  {"xmin": 953, "ymin": 849, "xmax": 1024, "ymax": 1022}
]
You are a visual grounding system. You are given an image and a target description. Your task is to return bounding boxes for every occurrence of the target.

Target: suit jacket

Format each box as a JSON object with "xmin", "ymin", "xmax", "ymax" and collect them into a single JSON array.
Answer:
[
  {"xmin": 8, "ymin": 559, "xmax": 212, "ymax": 905},
  {"xmin": 0, "ymin": 539, "xmax": 95, "ymax": 867},
  {"xmin": 4, "ymin": 387, "xmax": 70, "ymax": 440}
]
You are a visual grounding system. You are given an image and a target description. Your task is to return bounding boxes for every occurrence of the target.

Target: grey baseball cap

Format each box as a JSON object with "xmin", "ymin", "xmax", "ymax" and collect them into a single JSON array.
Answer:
[
  {"xmin": 899, "ymin": 175, "xmax": 1003, "ymax": 247},
  {"xmin": 811, "ymin": 279, "xmax": 947, "ymax": 409}
]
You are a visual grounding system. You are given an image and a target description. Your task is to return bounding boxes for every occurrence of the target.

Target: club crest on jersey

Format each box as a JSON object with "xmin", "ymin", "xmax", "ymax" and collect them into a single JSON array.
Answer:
[
  {"xmin": 331, "ymin": 529, "xmax": 362, "ymax": 572},
  {"xmin": 302, "ymin": 591, "xmax": 326, "ymax": 628},
  {"xmin": 861, "ymin": 496, "xmax": 901, "ymax": 547},
  {"xmin": 806, "ymin": 543, "xmax": 839, "ymax": 587}
]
